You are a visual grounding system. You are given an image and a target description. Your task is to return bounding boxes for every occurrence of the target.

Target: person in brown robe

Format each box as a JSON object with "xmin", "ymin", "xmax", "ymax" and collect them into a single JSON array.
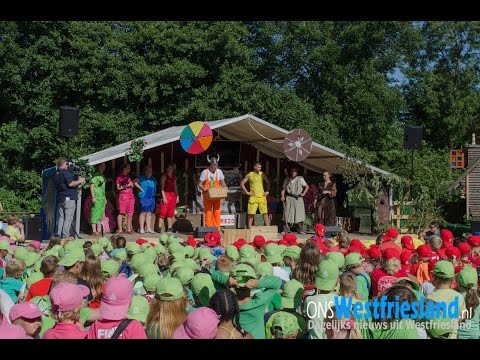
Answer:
[{"xmin": 315, "ymin": 171, "xmax": 337, "ymax": 226}]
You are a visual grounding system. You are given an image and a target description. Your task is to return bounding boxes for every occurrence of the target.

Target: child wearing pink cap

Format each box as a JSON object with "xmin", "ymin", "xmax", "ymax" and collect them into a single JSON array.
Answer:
[
  {"xmin": 87, "ymin": 274, "xmax": 147, "ymax": 339},
  {"xmin": 173, "ymin": 307, "xmax": 220, "ymax": 339},
  {"xmin": 43, "ymin": 282, "xmax": 89, "ymax": 339},
  {"xmin": 9, "ymin": 301, "xmax": 43, "ymax": 338},
  {"xmin": 0, "ymin": 322, "xmax": 32, "ymax": 339}
]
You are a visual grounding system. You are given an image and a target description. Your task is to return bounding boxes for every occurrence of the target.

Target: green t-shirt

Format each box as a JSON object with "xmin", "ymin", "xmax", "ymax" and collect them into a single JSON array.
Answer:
[
  {"xmin": 356, "ymin": 273, "xmax": 371, "ymax": 301},
  {"xmin": 457, "ymin": 293, "xmax": 480, "ymax": 339},
  {"xmin": 91, "ymin": 172, "xmax": 106, "ymax": 199},
  {"xmin": 304, "ymin": 293, "xmax": 338, "ymax": 339},
  {"xmin": 268, "ymin": 292, "xmax": 282, "ymax": 312}
]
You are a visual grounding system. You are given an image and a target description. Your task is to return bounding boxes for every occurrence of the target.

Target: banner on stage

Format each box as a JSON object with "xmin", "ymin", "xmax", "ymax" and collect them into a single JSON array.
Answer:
[{"xmin": 220, "ymin": 214, "xmax": 236, "ymax": 226}]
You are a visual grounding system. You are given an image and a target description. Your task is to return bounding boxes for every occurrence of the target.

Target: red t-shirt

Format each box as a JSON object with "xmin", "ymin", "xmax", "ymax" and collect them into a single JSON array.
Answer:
[
  {"xmin": 371, "ymin": 267, "xmax": 409, "ymax": 297},
  {"xmin": 25, "ymin": 278, "xmax": 52, "ymax": 301}
]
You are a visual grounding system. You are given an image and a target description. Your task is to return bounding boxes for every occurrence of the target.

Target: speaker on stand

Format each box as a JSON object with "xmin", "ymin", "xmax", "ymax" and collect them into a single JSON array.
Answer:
[{"xmin": 59, "ymin": 106, "xmax": 80, "ymax": 159}]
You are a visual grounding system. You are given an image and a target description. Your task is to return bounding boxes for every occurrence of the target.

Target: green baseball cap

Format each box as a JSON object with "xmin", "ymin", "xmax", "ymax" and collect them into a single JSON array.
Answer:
[
  {"xmin": 24, "ymin": 252, "xmax": 40, "ymax": 267},
  {"xmin": 456, "ymin": 264, "xmax": 478, "ymax": 289},
  {"xmin": 64, "ymin": 241, "xmax": 81, "ymax": 252},
  {"xmin": 91, "ymin": 244, "xmax": 103, "ymax": 256},
  {"xmin": 14, "ymin": 246, "xmax": 28, "ymax": 260},
  {"xmin": 0, "ymin": 240, "xmax": 11, "ymax": 252},
  {"xmin": 101, "ymin": 259, "xmax": 119, "ymax": 277},
  {"xmin": 141, "ymin": 242, "xmax": 152, "ymax": 251},
  {"xmin": 30, "ymin": 295, "xmax": 51, "ymax": 315},
  {"xmin": 127, "ymin": 295, "xmax": 149, "ymax": 323},
  {"xmin": 278, "ymin": 244, "xmax": 287, "ymax": 254},
  {"xmin": 127, "ymin": 243, "xmax": 142, "ymax": 255},
  {"xmin": 200, "ymin": 252, "xmax": 215, "ymax": 265},
  {"xmin": 154, "ymin": 244, "xmax": 166, "ymax": 256},
  {"xmin": 159, "ymin": 234, "xmax": 169, "ymax": 245},
  {"xmin": 143, "ymin": 273, "xmax": 162, "ymax": 292},
  {"xmin": 131, "ymin": 253, "xmax": 147, "ymax": 271},
  {"xmin": 171, "ymin": 251, "xmax": 188, "ymax": 263},
  {"xmin": 51, "ymin": 245, "xmax": 62, "ymax": 253},
  {"xmin": 344, "ymin": 253, "xmax": 364, "ymax": 268},
  {"xmin": 281, "ymin": 279, "xmax": 304, "ymax": 309},
  {"xmin": 194, "ymin": 247, "xmax": 201, "ymax": 259},
  {"xmin": 156, "ymin": 278, "xmax": 184, "ymax": 301},
  {"xmin": 230, "ymin": 263, "xmax": 256, "ymax": 286},
  {"xmin": 184, "ymin": 258, "xmax": 199, "ymax": 272},
  {"xmin": 271, "ymin": 311, "xmax": 300, "ymax": 336},
  {"xmin": 113, "ymin": 249, "xmax": 127, "ymax": 262},
  {"xmin": 58, "ymin": 249, "xmax": 86, "ymax": 267},
  {"xmin": 256, "ymin": 262, "xmax": 273, "ymax": 277},
  {"xmin": 326, "ymin": 251, "xmax": 346, "ymax": 270},
  {"xmin": 73, "ymin": 239, "xmax": 85, "ymax": 247},
  {"xmin": 226, "ymin": 245, "xmax": 239, "ymax": 261},
  {"xmin": 98, "ymin": 237, "xmax": 110, "ymax": 247},
  {"xmin": 139, "ymin": 263, "xmax": 158, "ymax": 279},
  {"xmin": 34, "ymin": 257, "xmax": 44, "ymax": 272},
  {"xmin": 26, "ymin": 272, "xmax": 44, "ymax": 288},
  {"xmin": 433, "ymin": 260, "xmax": 454, "ymax": 279},
  {"xmin": 57, "ymin": 247, "xmax": 65, "ymax": 258},
  {"xmin": 197, "ymin": 248, "xmax": 212, "ymax": 260},
  {"xmin": 283, "ymin": 246, "xmax": 301, "ymax": 260},
  {"xmin": 168, "ymin": 235, "xmax": 179, "ymax": 244},
  {"xmin": 43, "ymin": 249, "xmax": 58, "ymax": 258},
  {"xmin": 143, "ymin": 247, "xmax": 158, "ymax": 262},
  {"xmin": 239, "ymin": 245, "xmax": 260, "ymax": 266},
  {"xmin": 265, "ymin": 243, "xmax": 283, "ymax": 264},
  {"xmin": 184, "ymin": 245, "xmax": 195, "ymax": 258},
  {"xmin": 169, "ymin": 242, "xmax": 185, "ymax": 254},
  {"xmin": 174, "ymin": 267, "xmax": 195, "ymax": 286},
  {"xmin": 191, "ymin": 273, "xmax": 216, "ymax": 306},
  {"xmin": 315, "ymin": 260, "xmax": 339, "ymax": 291},
  {"xmin": 395, "ymin": 277, "xmax": 421, "ymax": 291},
  {"xmin": 169, "ymin": 261, "xmax": 186, "ymax": 274}
]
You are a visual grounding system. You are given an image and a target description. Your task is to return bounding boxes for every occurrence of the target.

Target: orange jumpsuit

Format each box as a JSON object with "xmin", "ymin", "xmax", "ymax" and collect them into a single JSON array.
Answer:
[{"xmin": 203, "ymin": 169, "xmax": 221, "ymax": 230}]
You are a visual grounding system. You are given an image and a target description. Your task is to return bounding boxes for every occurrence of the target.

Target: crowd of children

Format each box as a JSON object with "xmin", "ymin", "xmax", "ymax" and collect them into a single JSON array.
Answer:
[{"xmin": 0, "ymin": 220, "xmax": 479, "ymax": 339}]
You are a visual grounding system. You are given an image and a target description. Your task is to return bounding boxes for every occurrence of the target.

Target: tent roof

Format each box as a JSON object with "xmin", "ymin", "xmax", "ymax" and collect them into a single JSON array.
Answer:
[{"xmin": 80, "ymin": 114, "xmax": 390, "ymax": 175}]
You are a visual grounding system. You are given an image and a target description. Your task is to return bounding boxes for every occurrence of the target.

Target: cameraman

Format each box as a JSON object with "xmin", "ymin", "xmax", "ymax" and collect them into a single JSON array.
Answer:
[{"xmin": 55, "ymin": 158, "xmax": 85, "ymax": 239}]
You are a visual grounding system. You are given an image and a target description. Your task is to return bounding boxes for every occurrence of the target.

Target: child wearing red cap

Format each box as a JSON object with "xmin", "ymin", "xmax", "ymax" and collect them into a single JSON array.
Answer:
[
  {"xmin": 378, "ymin": 231, "xmax": 402, "ymax": 253},
  {"xmin": 410, "ymin": 244, "xmax": 432, "ymax": 285},
  {"xmin": 400, "ymin": 250, "xmax": 412, "ymax": 273},
  {"xmin": 400, "ymin": 236, "xmax": 415, "ymax": 252},
  {"xmin": 43, "ymin": 283, "xmax": 89, "ymax": 339},
  {"xmin": 458, "ymin": 242, "xmax": 473, "ymax": 266},
  {"xmin": 367, "ymin": 245, "xmax": 382, "ymax": 271},
  {"xmin": 427, "ymin": 235, "xmax": 445, "ymax": 260},
  {"xmin": 446, "ymin": 247, "xmax": 463, "ymax": 273},
  {"xmin": 370, "ymin": 248, "xmax": 408, "ymax": 297}
]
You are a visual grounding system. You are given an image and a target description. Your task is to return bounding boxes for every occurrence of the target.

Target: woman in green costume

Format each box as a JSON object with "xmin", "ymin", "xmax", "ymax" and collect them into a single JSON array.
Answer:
[{"xmin": 90, "ymin": 163, "xmax": 107, "ymax": 236}]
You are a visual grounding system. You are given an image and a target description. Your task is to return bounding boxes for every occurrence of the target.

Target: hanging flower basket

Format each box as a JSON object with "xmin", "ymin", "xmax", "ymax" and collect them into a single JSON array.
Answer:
[
  {"xmin": 71, "ymin": 159, "xmax": 94, "ymax": 189},
  {"xmin": 126, "ymin": 139, "xmax": 147, "ymax": 162}
]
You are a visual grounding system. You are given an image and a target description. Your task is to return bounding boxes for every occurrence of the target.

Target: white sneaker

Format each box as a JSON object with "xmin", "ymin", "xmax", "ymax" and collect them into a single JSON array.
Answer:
[
  {"xmin": 139, "ymin": 229, "xmax": 145, "ymax": 234},
  {"xmin": 146, "ymin": 229, "xmax": 156, "ymax": 234}
]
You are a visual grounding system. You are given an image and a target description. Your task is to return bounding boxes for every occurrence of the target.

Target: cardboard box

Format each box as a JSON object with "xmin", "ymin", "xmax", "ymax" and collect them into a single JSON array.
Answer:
[
  {"xmin": 206, "ymin": 187, "xmax": 228, "ymax": 200},
  {"xmin": 222, "ymin": 228, "xmax": 249, "ymax": 247},
  {"xmin": 248, "ymin": 226, "xmax": 278, "ymax": 242}
]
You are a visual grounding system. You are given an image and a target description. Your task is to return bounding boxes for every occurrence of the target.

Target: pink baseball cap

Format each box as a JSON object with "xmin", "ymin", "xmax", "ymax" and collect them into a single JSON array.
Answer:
[
  {"xmin": 50, "ymin": 283, "xmax": 90, "ymax": 312},
  {"xmin": 100, "ymin": 274, "xmax": 133, "ymax": 321},
  {"xmin": 173, "ymin": 307, "xmax": 220, "ymax": 339},
  {"xmin": 0, "ymin": 323, "xmax": 32, "ymax": 339},
  {"xmin": 9, "ymin": 302, "xmax": 43, "ymax": 322},
  {"xmin": 30, "ymin": 241, "xmax": 42, "ymax": 250}
]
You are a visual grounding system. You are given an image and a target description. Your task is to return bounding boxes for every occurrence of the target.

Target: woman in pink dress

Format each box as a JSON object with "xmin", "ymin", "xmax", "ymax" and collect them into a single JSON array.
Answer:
[{"xmin": 116, "ymin": 163, "xmax": 143, "ymax": 234}]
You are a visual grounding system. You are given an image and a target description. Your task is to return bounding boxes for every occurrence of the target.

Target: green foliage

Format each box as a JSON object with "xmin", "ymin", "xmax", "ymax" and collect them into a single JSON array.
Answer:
[{"xmin": 71, "ymin": 159, "xmax": 95, "ymax": 189}]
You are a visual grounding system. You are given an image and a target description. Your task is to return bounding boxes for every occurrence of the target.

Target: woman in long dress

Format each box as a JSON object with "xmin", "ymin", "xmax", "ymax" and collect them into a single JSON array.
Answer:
[
  {"xmin": 281, "ymin": 167, "xmax": 309, "ymax": 234},
  {"xmin": 90, "ymin": 162, "xmax": 106, "ymax": 236},
  {"xmin": 315, "ymin": 171, "xmax": 337, "ymax": 226}
]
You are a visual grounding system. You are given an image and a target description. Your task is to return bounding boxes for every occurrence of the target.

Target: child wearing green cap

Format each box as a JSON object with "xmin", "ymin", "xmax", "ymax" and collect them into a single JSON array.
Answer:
[
  {"xmin": 345, "ymin": 253, "xmax": 371, "ymax": 301},
  {"xmin": 146, "ymin": 278, "xmax": 187, "ymax": 339},
  {"xmin": 425, "ymin": 260, "xmax": 467, "ymax": 339},
  {"xmin": 304, "ymin": 259, "xmax": 339, "ymax": 339},
  {"xmin": 455, "ymin": 265, "xmax": 480, "ymax": 339},
  {"xmin": 282, "ymin": 246, "xmax": 301, "ymax": 279},
  {"xmin": 269, "ymin": 311, "xmax": 301, "ymax": 339},
  {"xmin": 229, "ymin": 263, "xmax": 282, "ymax": 339},
  {"xmin": 0, "ymin": 240, "xmax": 12, "ymax": 271},
  {"xmin": 128, "ymin": 295, "xmax": 149, "ymax": 327}
]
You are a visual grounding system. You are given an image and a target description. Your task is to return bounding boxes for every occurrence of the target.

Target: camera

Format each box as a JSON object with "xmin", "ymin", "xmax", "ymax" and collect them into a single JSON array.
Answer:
[{"xmin": 66, "ymin": 160, "xmax": 81, "ymax": 173}]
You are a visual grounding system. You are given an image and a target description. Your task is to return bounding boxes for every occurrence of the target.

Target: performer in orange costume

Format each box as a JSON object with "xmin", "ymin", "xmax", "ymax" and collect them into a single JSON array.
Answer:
[{"xmin": 197, "ymin": 155, "xmax": 227, "ymax": 230}]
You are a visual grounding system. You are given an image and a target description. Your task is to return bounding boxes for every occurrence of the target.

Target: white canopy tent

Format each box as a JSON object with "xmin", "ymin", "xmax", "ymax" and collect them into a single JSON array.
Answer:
[{"xmin": 81, "ymin": 114, "xmax": 390, "ymax": 176}]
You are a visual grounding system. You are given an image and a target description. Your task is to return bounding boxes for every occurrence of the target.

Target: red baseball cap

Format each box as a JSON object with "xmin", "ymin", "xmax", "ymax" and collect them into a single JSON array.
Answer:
[
  {"xmin": 367, "ymin": 245, "xmax": 382, "ymax": 260},
  {"xmin": 445, "ymin": 246, "xmax": 461, "ymax": 260},
  {"xmin": 381, "ymin": 235, "xmax": 392, "ymax": 243},
  {"xmin": 310, "ymin": 237, "xmax": 328, "ymax": 254},
  {"xmin": 265, "ymin": 240, "xmax": 277, "ymax": 245},
  {"xmin": 185, "ymin": 235, "xmax": 197, "ymax": 248},
  {"xmin": 400, "ymin": 250, "xmax": 412, "ymax": 265},
  {"xmin": 467, "ymin": 236, "xmax": 480, "ymax": 247},
  {"xmin": 348, "ymin": 245, "xmax": 367, "ymax": 259},
  {"xmin": 253, "ymin": 235, "xmax": 266, "ymax": 248},
  {"xmin": 457, "ymin": 242, "xmax": 472, "ymax": 256},
  {"xmin": 233, "ymin": 239, "xmax": 247, "ymax": 250},
  {"xmin": 440, "ymin": 229, "xmax": 454, "ymax": 248},
  {"xmin": 136, "ymin": 238, "xmax": 148, "ymax": 246},
  {"xmin": 205, "ymin": 232, "xmax": 221, "ymax": 247},
  {"xmin": 350, "ymin": 239, "xmax": 365, "ymax": 249},
  {"xmin": 383, "ymin": 247, "xmax": 401, "ymax": 261},
  {"xmin": 401, "ymin": 236, "xmax": 415, "ymax": 251},
  {"xmin": 278, "ymin": 239, "xmax": 288, "ymax": 246},
  {"xmin": 416, "ymin": 244, "xmax": 432, "ymax": 258},
  {"xmin": 283, "ymin": 233, "xmax": 297, "ymax": 245},
  {"xmin": 315, "ymin": 224, "xmax": 325, "ymax": 237},
  {"xmin": 385, "ymin": 228, "xmax": 399, "ymax": 239}
]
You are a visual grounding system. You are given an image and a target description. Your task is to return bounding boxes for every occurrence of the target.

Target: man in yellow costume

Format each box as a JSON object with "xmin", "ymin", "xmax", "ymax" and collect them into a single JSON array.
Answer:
[{"xmin": 240, "ymin": 161, "xmax": 271, "ymax": 228}]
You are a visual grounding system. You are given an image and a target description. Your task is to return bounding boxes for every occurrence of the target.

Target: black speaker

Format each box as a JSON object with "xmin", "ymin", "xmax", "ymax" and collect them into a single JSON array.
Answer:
[
  {"xmin": 59, "ymin": 106, "xmax": 79, "ymax": 137},
  {"xmin": 471, "ymin": 221, "xmax": 480, "ymax": 234},
  {"xmin": 194, "ymin": 227, "xmax": 219, "ymax": 238},
  {"xmin": 403, "ymin": 126, "xmax": 423, "ymax": 150},
  {"xmin": 325, "ymin": 226, "xmax": 342, "ymax": 238},
  {"xmin": 24, "ymin": 216, "xmax": 43, "ymax": 241}
]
